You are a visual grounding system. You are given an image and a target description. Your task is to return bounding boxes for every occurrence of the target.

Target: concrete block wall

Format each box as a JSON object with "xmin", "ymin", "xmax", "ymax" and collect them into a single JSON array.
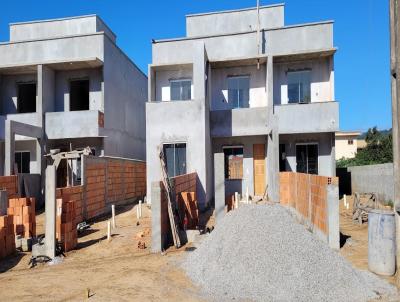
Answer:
[
  {"xmin": 280, "ymin": 172, "xmax": 339, "ymax": 249},
  {"xmin": 347, "ymin": 163, "xmax": 394, "ymax": 203}
]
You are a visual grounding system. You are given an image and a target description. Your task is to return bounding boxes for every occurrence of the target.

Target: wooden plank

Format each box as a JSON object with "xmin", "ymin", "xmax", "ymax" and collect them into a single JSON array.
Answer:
[{"xmin": 253, "ymin": 144, "xmax": 266, "ymax": 196}]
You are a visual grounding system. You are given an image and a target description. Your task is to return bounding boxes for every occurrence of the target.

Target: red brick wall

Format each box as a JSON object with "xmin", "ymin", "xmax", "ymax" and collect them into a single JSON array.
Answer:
[
  {"xmin": 160, "ymin": 172, "xmax": 197, "ymax": 247},
  {"xmin": 0, "ymin": 176, "xmax": 18, "ymax": 198},
  {"xmin": 56, "ymin": 186, "xmax": 84, "ymax": 225},
  {"xmin": 57, "ymin": 156, "xmax": 146, "ymax": 222},
  {"xmin": 85, "ymin": 160, "xmax": 107, "ymax": 219},
  {"xmin": 279, "ymin": 172, "xmax": 338, "ymax": 235}
]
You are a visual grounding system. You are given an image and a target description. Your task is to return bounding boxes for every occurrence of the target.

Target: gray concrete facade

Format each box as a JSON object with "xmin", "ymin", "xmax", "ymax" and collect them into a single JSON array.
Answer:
[
  {"xmin": 146, "ymin": 4, "xmax": 338, "ymax": 208},
  {"xmin": 0, "ymin": 15, "xmax": 147, "ymax": 197}
]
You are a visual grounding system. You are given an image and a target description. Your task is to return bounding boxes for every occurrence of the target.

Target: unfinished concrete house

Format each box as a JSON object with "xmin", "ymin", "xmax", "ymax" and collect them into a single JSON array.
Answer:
[
  {"xmin": 147, "ymin": 3, "xmax": 339, "ymax": 213},
  {"xmin": 0, "ymin": 15, "xmax": 147, "ymax": 198}
]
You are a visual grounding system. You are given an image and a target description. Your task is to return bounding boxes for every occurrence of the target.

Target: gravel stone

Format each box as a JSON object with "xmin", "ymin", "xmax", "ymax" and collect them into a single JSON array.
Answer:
[{"xmin": 184, "ymin": 204, "xmax": 398, "ymax": 302}]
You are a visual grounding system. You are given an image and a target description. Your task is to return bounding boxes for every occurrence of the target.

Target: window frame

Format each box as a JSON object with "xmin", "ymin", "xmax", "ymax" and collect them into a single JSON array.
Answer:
[
  {"xmin": 227, "ymin": 75, "xmax": 250, "ymax": 109},
  {"xmin": 14, "ymin": 150, "xmax": 30, "ymax": 174},
  {"xmin": 162, "ymin": 142, "xmax": 187, "ymax": 178},
  {"xmin": 287, "ymin": 70, "xmax": 311, "ymax": 104},
  {"xmin": 169, "ymin": 78, "xmax": 192, "ymax": 101},
  {"xmin": 17, "ymin": 81, "xmax": 37, "ymax": 114},
  {"xmin": 295, "ymin": 143, "xmax": 319, "ymax": 175},
  {"xmin": 348, "ymin": 140, "xmax": 354, "ymax": 145},
  {"xmin": 223, "ymin": 145, "xmax": 244, "ymax": 180}
]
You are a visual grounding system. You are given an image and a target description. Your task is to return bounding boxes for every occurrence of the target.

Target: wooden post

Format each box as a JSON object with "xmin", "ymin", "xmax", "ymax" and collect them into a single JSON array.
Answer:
[{"xmin": 390, "ymin": 0, "xmax": 400, "ymax": 286}]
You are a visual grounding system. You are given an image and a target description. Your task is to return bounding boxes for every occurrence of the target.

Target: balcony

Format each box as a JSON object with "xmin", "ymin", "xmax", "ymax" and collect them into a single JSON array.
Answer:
[
  {"xmin": 275, "ymin": 101, "xmax": 339, "ymax": 134},
  {"xmin": 45, "ymin": 110, "xmax": 104, "ymax": 139},
  {"xmin": 210, "ymin": 107, "xmax": 268, "ymax": 138}
]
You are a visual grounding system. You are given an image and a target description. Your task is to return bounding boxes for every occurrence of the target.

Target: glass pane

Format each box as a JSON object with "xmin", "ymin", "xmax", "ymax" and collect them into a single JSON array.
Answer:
[
  {"xmin": 288, "ymin": 83, "xmax": 299, "ymax": 103},
  {"xmin": 296, "ymin": 145, "xmax": 307, "ymax": 173},
  {"xmin": 181, "ymin": 81, "xmax": 191, "ymax": 100},
  {"xmin": 175, "ymin": 144, "xmax": 187, "ymax": 176},
  {"xmin": 170, "ymin": 82, "xmax": 181, "ymax": 101},
  {"xmin": 307, "ymin": 144, "xmax": 318, "ymax": 175},
  {"xmin": 163, "ymin": 144, "xmax": 175, "ymax": 177},
  {"xmin": 14, "ymin": 153, "xmax": 21, "ymax": 173},
  {"xmin": 299, "ymin": 71, "xmax": 311, "ymax": 103}
]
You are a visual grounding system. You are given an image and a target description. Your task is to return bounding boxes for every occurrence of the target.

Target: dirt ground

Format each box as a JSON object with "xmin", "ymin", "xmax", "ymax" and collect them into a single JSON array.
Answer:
[
  {"xmin": 339, "ymin": 195, "xmax": 396, "ymax": 285},
  {"xmin": 0, "ymin": 196, "xmax": 397, "ymax": 301},
  {"xmin": 0, "ymin": 204, "xmax": 205, "ymax": 302}
]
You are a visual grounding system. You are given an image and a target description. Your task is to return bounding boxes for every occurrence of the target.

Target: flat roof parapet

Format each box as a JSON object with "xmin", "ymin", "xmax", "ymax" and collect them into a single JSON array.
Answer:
[{"xmin": 9, "ymin": 15, "xmax": 116, "ymax": 43}]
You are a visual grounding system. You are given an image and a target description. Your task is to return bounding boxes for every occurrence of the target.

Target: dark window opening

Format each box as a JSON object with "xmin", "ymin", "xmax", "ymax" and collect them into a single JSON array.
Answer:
[
  {"xmin": 15, "ymin": 151, "xmax": 30, "ymax": 173},
  {"xmin": 17, "ymin": 83, "xmax": 36, "ymax": 113},
  {"xmin": 279, "ymin": 144, "xmax": 286, "ymax": 172},
  {"xmin": 296, "ymin": 144, "xmax": 318, "ymax": 175},
  {"xmin": 163, "ymin": 143, "xmax": 186, "ymax": 178},
  {"xmin": 70, "ymin": 80, "xmax": 89, "ymax": 111},
  {"xmin": 348, "ymin": 140, "xmax": 354, "ymax": 145},
  {"xmin": 224, "ymin": 147, "xmax": 244, "ymax": 179}
]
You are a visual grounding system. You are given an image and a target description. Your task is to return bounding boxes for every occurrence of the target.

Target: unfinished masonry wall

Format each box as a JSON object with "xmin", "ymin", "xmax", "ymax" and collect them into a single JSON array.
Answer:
[
  {"xmin": 152, "ymin": 172, "xmax": 197, "ymax": 252},
  {"xmin": 0, "ymin": 175, "xmax": 18, "ymax": 198},
  {"xmin": 57, "ymin": 156, "xmax": 146, "ymax": 223},
  {"xmin": 280, "ymin": 172, "xmax": 339, "ymax": 249}
]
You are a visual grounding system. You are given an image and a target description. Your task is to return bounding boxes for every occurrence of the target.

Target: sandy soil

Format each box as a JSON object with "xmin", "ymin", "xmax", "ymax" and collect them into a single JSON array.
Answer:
[
  {"xmin": 339, "ymin": 195, "xmax": 396, "ymax": 285},
  {"xmin": 0, "ymin": 204, "xmax": 204, "ymax": 302}
]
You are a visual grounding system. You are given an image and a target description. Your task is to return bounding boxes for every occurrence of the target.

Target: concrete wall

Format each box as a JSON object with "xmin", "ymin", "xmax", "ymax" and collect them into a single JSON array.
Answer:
[
  {"xmin": 280, "ymin": 132, "xmax": 335, "ymax": 177},
  {"xmin": 0, "ymin": 34, "xmax": 104, "ymax": 68},
  {"xmin": 210, "ymin": 64, "xmax": 267, "ymax": 110},
  {"xmin": 155, "ymin": 66, "xmax": 194, "ymax": 102},
  {"xmin": 210, "ymin": 107, "xmax": 268, "ymax": 137},
  {"xmin": 186, "ymin": 4, "xmax": 284, "ymax": 37},
  {"xmin": 147, "ymin": 41, "xmax": 209, "ymax": 206},
  {"xmin": 152, "ymin": 22, "xmax": 333, "ymax": 64},
  {"xmin": 102, "ymin": 36, "xmax": 147, "ymax": 160},
  {"xmin": 273, "ymin": 57, "xmax": 334, "ymax": 105},
  {"xmin": 348, "ymin": 163, "xmax": 394, "ymax": 202},
  {"xmin": 275, "ymin": 102, "xmax": 339, "ymax": 134},
  {"xmin": 54, "ymin": 67, "xmax": 103, "ymax": 112},
  {"xmin": 9, "ymin": 15, "xmax": 116, "ymax": 43},
  {"xmin": 212, "ymin": 136, "xmax": 267, "ymax": 197}
]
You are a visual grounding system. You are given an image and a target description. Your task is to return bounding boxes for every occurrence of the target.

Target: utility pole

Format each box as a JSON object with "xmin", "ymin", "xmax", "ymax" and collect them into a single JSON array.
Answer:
[{"xmin": 389, "ymin": 0, "xmax": 400, "ymax": 286}]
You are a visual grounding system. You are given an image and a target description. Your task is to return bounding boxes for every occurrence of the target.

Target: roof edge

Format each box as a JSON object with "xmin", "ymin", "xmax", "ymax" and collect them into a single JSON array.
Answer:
[
  {"xmin": 186, "ymin": 3, "xmax": 285, "ymax": 18},
  {"xmin": 9, "ymin": 14, "xmax": 98, "ymax": 26}
]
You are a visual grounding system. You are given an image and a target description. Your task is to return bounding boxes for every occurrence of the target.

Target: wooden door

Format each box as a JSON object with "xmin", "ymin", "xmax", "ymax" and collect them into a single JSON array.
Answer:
[{"xmin": 253, "ymin": 144, "xmax": 266, "ymax": 196}]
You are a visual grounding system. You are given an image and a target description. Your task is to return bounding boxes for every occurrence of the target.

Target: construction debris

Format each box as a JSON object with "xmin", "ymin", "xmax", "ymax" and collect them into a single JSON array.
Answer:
[
  {"xmin": 352, "ymin": 192, "xmax": 384, "ymax": 225},
  {"xmin": 184, "ymin": 204, "xmax": 398, "ymax": 302},
  {"xmin": 137, "ymin": 241, "xmax": 146, "ymax": 249}
]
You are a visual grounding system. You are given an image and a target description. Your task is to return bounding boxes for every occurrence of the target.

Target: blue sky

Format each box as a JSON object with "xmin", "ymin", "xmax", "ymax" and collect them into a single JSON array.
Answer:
[{"xmin": 0, "ymin": 0, "xmax": 391, "ymax": 132}]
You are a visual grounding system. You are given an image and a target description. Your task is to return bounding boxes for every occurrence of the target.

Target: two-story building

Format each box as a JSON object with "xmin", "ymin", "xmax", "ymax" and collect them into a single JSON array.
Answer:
[
  {"xmin": 0, "ymin": 15, "xmax": 147, "ymax": 191},
  {"xmin": 146, "ymin": 4, "xmax": 339, "ymax": 208}
]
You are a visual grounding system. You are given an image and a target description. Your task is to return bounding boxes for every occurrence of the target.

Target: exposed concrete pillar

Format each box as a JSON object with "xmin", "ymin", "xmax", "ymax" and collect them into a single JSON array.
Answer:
[
  {"xmin": 327, "ymin": 183, "xmax": 339, "ymax": 250},
  {"xmin": 214, "ymin": 152, "xmax": 225, "ymax": 223},
  {"xmin": 0, "ymin": 190, "xmax": 7, "ymax": 216},
  {"xmin": 5, "ymin": 120, "xmax": 15, "ymax": 176},
  {"xmin": 330, "ymin": 132, "xmax": 336, "ymax": 177},
  {"xmin": 151, "ymin": 181, "xmax": 162, "ymax": 253},
  {"xmin": 267, "ymin": 56, "xmax": 274, "ymax": 108},
  {"xmin": 148, "ymin": 66, "xmax": 156, "ymax": 102},
  {"xmin": 45, "ymin": 164, "xmax": 56, "ymax": 258}
]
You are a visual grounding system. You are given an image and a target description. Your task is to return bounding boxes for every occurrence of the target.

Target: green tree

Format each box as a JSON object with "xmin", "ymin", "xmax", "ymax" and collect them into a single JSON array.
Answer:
[{"xmin": 336, "ymin": 127, "xmax": 393, "ymax": 168}]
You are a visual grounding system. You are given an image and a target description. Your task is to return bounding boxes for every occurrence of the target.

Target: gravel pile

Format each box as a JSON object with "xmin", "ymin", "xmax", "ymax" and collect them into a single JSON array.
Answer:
[{"xmin": 184, "ymin": 204, "xmax": 398, "ymax": 302}]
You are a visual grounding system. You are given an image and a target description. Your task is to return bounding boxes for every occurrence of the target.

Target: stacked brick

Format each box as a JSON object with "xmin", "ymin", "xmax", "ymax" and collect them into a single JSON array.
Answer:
[
  {"xmin": 160, "ymin": 172, "xmax": 198, "ymax": 243},
  {"xmin": 7, "ymin": 198, "xmax": 36, "ymax": 238},
  {"xmin": 85, "ymin": 160, "xmax": 106, "ymax": 219},
  {"xmin": 0, "ymin": 215, "xmax": 15, "ymax": 259},
  {"xmin": 177, "ymin": 192, "xmax": 199, "ymax": 229},
  {"xmin": 279, "ymin": 172, "xmax": 339, "ymax": 235},
  {"xmin": 0, "ymin": 175, "xmax": 19, "ymax": 198},
  {"xmin": 56, "ymin": 199, "xmax": 78, "ymax": 252},
  {"xmin": 56, "ymin": 186, "xmax": 84, "ymax": 225}
]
